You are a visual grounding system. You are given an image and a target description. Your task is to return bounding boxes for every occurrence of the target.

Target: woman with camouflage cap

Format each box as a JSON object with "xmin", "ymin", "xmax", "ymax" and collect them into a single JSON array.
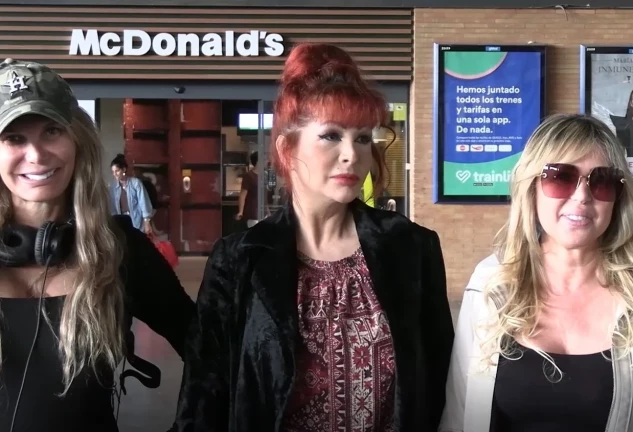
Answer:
[{"xmin": 0, "ymin": 59, "xmax": 194, "ymax": 432}]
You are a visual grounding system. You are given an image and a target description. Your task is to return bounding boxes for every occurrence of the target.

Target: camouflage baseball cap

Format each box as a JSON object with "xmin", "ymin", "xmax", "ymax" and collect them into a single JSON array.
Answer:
[{"xmin": 0, "ymin": 58, "xmax": 78, "ymax": 134}]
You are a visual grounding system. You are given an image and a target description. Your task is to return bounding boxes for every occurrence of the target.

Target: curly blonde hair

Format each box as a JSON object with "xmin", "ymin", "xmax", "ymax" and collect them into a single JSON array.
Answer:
[
  {"xmin": 480, "ymin": 113, "xmax": 633, "ymax": 377},
  {"xmin": 0, "ymin": 107, "xmax": 125, "ymax": 394}
]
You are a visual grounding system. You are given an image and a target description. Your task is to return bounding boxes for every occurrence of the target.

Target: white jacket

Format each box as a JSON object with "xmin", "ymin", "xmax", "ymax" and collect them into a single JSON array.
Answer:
[
  {"xmin": 439, "ymin": 254, "xmax": 500, "ymax": 432},
  {"xmin": 439, "ymin": 254, "xmax": 633, "ymax": 432}
]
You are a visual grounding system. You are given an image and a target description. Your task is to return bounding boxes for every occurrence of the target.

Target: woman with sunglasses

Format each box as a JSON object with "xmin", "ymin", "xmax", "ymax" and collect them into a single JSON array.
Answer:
[{"xmin": 441, "ymin": 113, "xmax": 633, "ymax": 432}]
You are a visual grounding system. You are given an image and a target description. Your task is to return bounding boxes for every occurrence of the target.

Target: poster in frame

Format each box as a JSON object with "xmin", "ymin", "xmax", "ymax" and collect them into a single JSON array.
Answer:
[
  {"xmin": 580, "ymin": 45, "xmax": 633, "ymax": 171},
  {"xmin": 432, "ymin": 43, "xmax": 547, "ymax": 204}
]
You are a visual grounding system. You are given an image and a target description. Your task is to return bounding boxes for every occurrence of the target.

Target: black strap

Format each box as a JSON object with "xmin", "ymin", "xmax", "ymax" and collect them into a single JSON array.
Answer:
[
  {"xmin": 118, "ymin": 331, "xmax": 161, "ymax": 394},
  {"xmin": 115, "ymin": 215, "xmax": 162, "ymax": 392}
]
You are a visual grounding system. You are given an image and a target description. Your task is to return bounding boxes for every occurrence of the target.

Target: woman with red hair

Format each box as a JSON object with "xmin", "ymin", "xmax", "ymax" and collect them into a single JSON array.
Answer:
[{"xmin": 174, "ymin": 43, "xmax": 454, "ymax": 432}]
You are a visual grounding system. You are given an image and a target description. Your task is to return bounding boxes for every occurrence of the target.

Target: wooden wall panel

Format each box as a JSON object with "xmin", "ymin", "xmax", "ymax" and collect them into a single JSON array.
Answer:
[{"xmin": 0, "ymin": 6, "xmax": 412, "ymax": 80}]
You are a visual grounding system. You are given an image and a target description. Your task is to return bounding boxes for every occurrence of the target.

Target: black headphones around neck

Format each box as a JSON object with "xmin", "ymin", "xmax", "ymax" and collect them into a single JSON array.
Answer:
[{"xmin": 0, "ymin": 219, "xmax": 75, "ymax": 267}]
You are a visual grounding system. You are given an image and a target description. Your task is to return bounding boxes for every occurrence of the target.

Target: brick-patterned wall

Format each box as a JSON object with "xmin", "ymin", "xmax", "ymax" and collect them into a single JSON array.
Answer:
[{"xmin": 411, "ymin": 8, "xmax": 633, "ymax": 301}]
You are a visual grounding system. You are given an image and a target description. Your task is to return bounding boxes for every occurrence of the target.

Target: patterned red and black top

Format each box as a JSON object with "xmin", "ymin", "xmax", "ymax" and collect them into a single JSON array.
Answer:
[{"xmin": 282, "ymin": 247, "xmax": 396, "ymax": 432}]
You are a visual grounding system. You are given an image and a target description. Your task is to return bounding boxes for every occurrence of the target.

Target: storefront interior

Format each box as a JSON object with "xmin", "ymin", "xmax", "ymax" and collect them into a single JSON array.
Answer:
[{"xmin": 91, "ymin": 94, "xmax": 409, "ymax": 256}]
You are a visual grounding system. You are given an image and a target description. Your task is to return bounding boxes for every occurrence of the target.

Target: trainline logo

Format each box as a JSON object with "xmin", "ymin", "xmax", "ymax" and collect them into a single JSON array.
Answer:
[
  {"xmin": 455, "ymin": 169, "xmax": 512, "ymax": 183},
  {"xmin": 455, "ymin": 170, "xmax": 471, "ymax": 183}
]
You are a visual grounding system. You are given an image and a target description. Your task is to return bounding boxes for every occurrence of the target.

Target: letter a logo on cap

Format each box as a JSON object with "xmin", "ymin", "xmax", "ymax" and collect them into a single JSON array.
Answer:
[{"xmin": 4, "ymin": 71, "xmax": 28, "ymax": 95}]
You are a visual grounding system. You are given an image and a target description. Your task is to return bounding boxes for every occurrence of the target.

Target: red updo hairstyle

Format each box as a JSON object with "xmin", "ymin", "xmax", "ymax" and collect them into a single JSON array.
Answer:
[{"xmin": 271, "ymin": 43, "xmax": 390, "ymax": 197}]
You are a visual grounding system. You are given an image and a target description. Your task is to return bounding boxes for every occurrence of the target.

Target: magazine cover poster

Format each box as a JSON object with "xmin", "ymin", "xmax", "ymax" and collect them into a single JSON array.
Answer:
[{"xmin": 590, "ymin": 53, "xmax": 633, "ymax": 162}]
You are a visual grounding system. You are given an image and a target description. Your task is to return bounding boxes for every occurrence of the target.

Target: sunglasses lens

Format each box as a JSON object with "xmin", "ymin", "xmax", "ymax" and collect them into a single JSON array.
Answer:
[
  {"xmin": 541, "ymin": 164, "xmax": 578, "ymax": 199},
  {"xmin": 541, "ymin": 164, "xmax": 625, "ymax": 202},
  {"xmin": 588, "ymin": 167, "xmax": 624, "ymax": 202}
]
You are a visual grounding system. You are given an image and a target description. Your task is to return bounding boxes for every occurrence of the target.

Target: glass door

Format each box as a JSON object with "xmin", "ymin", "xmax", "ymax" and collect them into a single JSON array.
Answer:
[
  {"xmin": 382, "ymin": 102, "xmax": 408, "ymax": 215},
  {"xmin": 253, "ymin": 100, "xmax": 409, "ymax": 219},
  {"xmin": 256, "ymin": 100, "xmax": 280, "ymax": 220}
]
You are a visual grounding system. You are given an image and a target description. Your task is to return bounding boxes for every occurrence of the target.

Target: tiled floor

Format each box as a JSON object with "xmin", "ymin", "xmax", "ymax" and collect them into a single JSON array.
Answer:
[{"xmin": 116, "ymin": 257, "xmax": 463, "ymax": 431}]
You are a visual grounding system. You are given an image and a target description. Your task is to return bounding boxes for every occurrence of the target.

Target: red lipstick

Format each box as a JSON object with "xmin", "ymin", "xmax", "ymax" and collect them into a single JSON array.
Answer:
[{"xmin": 331, "ymin": 173, "xmax": 360, "ymax": 186}]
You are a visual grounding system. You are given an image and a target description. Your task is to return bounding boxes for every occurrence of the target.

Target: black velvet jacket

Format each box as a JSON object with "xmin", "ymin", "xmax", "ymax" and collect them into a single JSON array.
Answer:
[{"xmin": 174, "ymin": 200, "xmax": 454, "ymax": 432}]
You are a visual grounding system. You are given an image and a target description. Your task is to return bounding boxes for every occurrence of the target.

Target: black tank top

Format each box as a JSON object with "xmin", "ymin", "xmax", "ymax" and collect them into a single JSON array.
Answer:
[
  {"xmin": 0, "ymin": 296, "xmax": 117, "ymax": 432},
  {"xmin": 491, "ymin": 342, "xmax": 613, "ymax": 432}
]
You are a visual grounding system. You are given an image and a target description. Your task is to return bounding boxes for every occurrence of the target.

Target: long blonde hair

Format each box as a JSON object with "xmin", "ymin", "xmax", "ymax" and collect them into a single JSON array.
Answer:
[
  {"xmin": 0, "ymin": 107, "xmax": 125, "ymax": 394},
  {"xmin": 481, "ymin": 113, "xmax": 633, "ymax": 373}
]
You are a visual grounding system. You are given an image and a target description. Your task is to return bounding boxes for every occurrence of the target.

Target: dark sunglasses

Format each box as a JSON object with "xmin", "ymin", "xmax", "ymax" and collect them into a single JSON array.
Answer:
[{"xmin": 539, "ymin": 163, "xmax": 626, "ymax": 202}]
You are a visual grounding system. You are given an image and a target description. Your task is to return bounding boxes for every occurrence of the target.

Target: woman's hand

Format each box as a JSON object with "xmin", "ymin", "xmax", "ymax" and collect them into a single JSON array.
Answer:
[{"xmin": 143, "ymin": 219, "xmax": 153, "ymax": 235}]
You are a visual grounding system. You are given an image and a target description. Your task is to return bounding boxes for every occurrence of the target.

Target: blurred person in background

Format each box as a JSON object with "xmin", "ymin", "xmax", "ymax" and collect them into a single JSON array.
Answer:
[
  {"xmin": 236, "ymin": 151, "xmax": 259, "ymax": 228},
  {"xmin": 110, "ymin": 153, "xmax": 153, "ymax": 235}
]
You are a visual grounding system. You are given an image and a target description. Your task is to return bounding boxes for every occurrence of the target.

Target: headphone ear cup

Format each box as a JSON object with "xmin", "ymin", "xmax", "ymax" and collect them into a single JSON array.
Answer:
[
  {"xmin": 34, "ymin": 221, "xmax": 55, "ymax": 267},
  {"xmin": 35, "ymin": 221, "xmax": 75, "ymax": 267},
  {"xmin": 0, "ymin": 225, "xmax": 38, "ymax": 267},
  {"xmin": 53, "ymin": 222, "xmax": 75, "ymax": 265}
]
